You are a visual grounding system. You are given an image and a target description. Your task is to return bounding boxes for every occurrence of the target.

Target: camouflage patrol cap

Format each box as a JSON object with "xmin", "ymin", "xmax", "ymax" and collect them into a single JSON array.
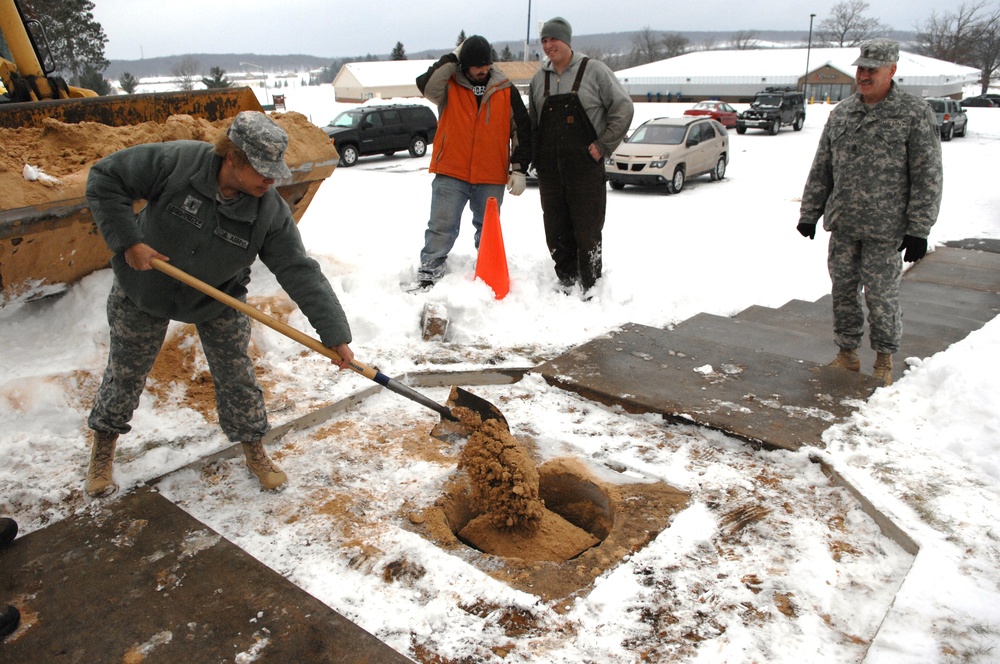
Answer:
[
  {"xmin": 227, "ymin": 111, "xmax": 292, "ymax": 180},
  {"xmin": 852, "ymin": 39, "xmax": 900, "ymax": 68}
]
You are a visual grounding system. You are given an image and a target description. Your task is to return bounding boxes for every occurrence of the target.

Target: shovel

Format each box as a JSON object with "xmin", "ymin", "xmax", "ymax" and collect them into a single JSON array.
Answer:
[{"xmin": 150, "ymin": 258, "xmax": 507, "ymax": 431}]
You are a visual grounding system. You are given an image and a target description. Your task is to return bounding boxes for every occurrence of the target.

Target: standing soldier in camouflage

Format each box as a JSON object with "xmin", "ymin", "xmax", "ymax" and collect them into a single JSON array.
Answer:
[
  {"xmin": 797, "ymin": 39, "xmax": 942, "ymax": 386},
  {"xmin": 84, "ymin": 111, "xmax": 355, "ymax": 496}
]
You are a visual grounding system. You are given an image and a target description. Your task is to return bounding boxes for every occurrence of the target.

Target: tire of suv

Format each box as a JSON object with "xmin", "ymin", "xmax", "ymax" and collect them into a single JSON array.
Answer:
[
  {"xmin": 609, "ymin": 181, "xmax": 625, "ymax": 190},
  {"xmin": 941, "ymin": 123, "xmax": 954, "ymax": 142},
  {"xmin": 956, "ymin": 120, "xmax": 968, "ymax": 138},
  {"xmin": 769, "ymin": 119, "xmax": 780, "ymax": 135},
  {"xmin": 736, "ymin": 125, "xmax": 746, "ymax": 135},
  {"xmin": 793, "ymin": 115, "xmax": 804, "ymax": 131},
  {"xmin": 339, "ymin": 144, "xmax": 360, "ymax": 167},
  {"xmin": 408, "ymin": 136, "xmax": 428, "ymax": 158},
  {"xmin": 710, "ymin": 156, "xmax": 726, "ymax": 182},
  {"xmin": 668, "ymin": 166, "xmax": 685, "ymax": 194}
]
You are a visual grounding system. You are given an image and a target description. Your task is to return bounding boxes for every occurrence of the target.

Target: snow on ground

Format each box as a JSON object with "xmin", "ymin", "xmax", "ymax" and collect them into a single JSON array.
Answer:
[{"xmin": 2, "ymin": 83, "xmax": 1000, "ymax": 662}]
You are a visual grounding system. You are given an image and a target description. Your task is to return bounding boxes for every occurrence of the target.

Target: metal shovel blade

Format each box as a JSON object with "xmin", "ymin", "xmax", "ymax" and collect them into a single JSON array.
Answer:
[{"xmin": 430, "ymin": 386, "xmax": 509, "ymax": 444}]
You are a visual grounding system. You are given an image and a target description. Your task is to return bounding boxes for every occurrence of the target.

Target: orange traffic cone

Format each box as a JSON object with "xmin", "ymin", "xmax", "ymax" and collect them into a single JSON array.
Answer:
[{"xmin": 474, "ymin": 196, "xmax": 509, "ymax": 299}]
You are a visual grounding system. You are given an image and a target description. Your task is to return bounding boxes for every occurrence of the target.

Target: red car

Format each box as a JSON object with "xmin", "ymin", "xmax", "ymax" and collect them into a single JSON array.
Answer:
[{"xmin": 684, "ymin": 101, "xmax": 738, "ymax": 128}]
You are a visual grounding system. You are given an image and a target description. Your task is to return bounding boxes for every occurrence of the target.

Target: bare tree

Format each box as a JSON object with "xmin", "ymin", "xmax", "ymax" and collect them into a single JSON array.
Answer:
[
  {"xmin": 630, "ymin": 26, "xmax": 663, "ymax": 66},
  {"xmin": 662, "ymin": 33, "xmax": 691, "ymax": 58},
  {"xmin": 918, "ymin": 2, "xmax": 1000, "ymax": 89},
  {"xmin": 730, "ymin": 30, "xmax": 760, "ymax": 50},
  {"xmin": 697, "ymin": 36, "xmax": 718, "ymax": 52},
  {"xmin": 171, "ymin": 56, "xmax": 200, "ymax": 91},
  {"xmin": 817, "ymin": 0, "xmax": 891, "ymax": 47},
  {"xmin": 972, "ymin": 6, "xmax": 1000, "ymax": 91},
  {"xmin": 918, "ymin": 2, "xmax": 987, "ymax": 62}
]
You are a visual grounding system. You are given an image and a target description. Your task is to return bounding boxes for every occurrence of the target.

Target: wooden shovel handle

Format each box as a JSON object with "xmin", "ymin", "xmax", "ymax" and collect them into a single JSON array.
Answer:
[{"xmin": 150, "ymin": 258, "xmax": 379, "ymax": 381}]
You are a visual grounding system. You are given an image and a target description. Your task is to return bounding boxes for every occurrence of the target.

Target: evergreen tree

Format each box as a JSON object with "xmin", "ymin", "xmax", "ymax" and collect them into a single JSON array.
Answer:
[
  {"xmin": 390, "ymin": 42, "xmax": 407, "ymax": 60},
  {"xmin": 456, "ymin": 30, "xmax": 467, "ymax": 46},
  {"xmin": 201, "ymin": 66, "xmax": 232, "ymax": 89},
  {"xmin": 20, "ymin": 0, "xmax": 108, "ymax": 83},
  {"xmin": 500, "ymin": 45, "xmax": 514, "ymax": 61},
  {"xmin": 76, "ymin": 64, "xmax": 110, "ymax": 95},
  {"xmin": 118, "ymin": 71, "xmax": 139, "ymax": 94}
]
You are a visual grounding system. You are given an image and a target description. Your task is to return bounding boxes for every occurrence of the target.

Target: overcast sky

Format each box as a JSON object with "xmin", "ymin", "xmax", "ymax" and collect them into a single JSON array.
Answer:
[{"xmin": 92, "ymin": 0, "xmax": 939, "ymax": 61}]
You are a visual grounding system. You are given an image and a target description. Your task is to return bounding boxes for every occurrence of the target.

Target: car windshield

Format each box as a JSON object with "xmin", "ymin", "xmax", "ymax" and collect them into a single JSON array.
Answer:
[
  {"xmin": 330, "ymin": 111, "xmax": 362, "ymax": 128},
  {"xmin": 753, "ymin": 95, "xmax": 782, "ymax": 108},
  {"xmin": 627, "ymin": 124, "xmax": 686, "ymax": 145}
]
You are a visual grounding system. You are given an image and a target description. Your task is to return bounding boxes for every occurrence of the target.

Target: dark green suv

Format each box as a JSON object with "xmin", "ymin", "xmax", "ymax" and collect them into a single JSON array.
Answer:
[
  {"xmin": 321, "ymin": 104, "xmax": 438, "ymax": 166},
  {"xmin": 736, "ymin": 88, "xmax": 806, "ymax": 135}
]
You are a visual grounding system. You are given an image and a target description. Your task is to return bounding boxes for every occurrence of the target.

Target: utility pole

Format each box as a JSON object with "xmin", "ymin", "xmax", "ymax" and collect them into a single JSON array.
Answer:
[
  {"xmin": 804, "ymin": 14, "xmax": 816, "ymax": 101},
  {"xmin": 523, "ymin": 0, "xmax": 531, "ymax": 62}
]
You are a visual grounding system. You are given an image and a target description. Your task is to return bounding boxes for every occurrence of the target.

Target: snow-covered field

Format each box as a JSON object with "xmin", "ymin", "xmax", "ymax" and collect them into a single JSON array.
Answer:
[{"xmin": 2, "ymin": 83, "xmax": 999, "ymax": 663}]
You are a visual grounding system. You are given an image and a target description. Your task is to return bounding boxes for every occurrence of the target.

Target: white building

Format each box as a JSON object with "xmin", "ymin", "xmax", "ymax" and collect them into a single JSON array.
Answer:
[
  {"xmin": 332, "ymin": 59, "xmax": 542, "ymax": 103},
  {"xmin": 333, "ymin": 60, "xmax": 436, "ymax": 102},
  {"xmin": 616, "ymin": 48, "xmax": 981, "ymax": 103}
]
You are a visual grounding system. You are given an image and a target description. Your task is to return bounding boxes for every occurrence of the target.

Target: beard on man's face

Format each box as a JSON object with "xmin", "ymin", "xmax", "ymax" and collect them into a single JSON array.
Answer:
[{"xmin": 466, "ymin": 69, "xmax": 489, "ymax": 83}]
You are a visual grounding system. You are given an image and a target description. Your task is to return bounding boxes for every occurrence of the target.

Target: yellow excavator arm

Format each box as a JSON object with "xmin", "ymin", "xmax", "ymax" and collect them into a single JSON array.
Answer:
[
  {"xmin": 0, "ymin": 0, "xmax": 96, "ymax": 101},
  {"xmin": 0, "ymin": 0, "xmax": 339, "ymax": 305}
]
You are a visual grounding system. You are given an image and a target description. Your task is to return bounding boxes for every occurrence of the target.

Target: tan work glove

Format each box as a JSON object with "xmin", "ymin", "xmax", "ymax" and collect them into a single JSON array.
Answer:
[{"xmin": 507, "ymin": 171, "xmax": 526, "ymax": 196}]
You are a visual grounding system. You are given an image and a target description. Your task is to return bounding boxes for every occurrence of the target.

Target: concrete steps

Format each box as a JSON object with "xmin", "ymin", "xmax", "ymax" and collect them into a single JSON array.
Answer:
[{"xmin": 537, "ymin": 242, "xmax": 1000, "ymax": 452}]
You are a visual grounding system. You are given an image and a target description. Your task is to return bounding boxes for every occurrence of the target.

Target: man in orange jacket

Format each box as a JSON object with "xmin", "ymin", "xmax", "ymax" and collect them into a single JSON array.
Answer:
[{"xmin": 410, "ymin": 35, "xmax": 532, "ymax": 291}]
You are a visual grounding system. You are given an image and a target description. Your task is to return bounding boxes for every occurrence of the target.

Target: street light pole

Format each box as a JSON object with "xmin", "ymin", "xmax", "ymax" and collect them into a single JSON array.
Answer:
[
  {"xmin": 239, "ymin": 61, "xmax": 270, "ymax": 105},
  {"xmin": 804, "ymin": 14, "xmax": 816, "ymax": 101},
  {"xmin": 523, "ymin": 0, "xmax": 531, "ymax": 62}
]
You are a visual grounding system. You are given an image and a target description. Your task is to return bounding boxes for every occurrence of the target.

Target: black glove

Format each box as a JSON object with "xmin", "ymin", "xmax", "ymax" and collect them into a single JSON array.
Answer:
[
  {"xmin": 796, "ymin": 222, "xmax": 816, "ymax": 239},
  {"xmin": 898, "ymin": 234, "xmax": 927, "ymax": 262}
]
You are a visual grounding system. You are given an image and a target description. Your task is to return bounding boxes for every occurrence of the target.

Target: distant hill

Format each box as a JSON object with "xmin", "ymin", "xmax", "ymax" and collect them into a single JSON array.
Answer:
[{"xmin": 105, "ymin": 30, "xmax": 917, "ymax": 79}]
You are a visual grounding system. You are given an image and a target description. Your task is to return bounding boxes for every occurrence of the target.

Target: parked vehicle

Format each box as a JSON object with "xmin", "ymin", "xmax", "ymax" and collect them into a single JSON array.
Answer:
[
  {"xmin": 683, "ymin": 100, "xmax": 739, "ymax": 128},
  {"xmin": 736, "ymin": 88, "xmax": 805, "ymax": 135},
  {"xmin": 0, "ymin": 0, "xmax": 336, "ymax": 303},
  {"xmin": 605, "ymin": 116, "xmax": 729, "ymax": 194},
  {"xmin": 925, "ymin": 97, "xmax": 968, "ymax": 141},
  {"xmin": 961, "ymin": 94, "xmax": 998, "ymax": 108},
  {"xmin": 322, "ymin": 104, "xmax": 437, "ymax": 166}
]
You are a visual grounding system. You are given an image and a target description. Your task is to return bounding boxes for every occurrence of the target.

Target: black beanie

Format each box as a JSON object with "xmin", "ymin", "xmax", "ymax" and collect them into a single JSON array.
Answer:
[{"xmin": 460, "ymin": 35, "xmax": 493, "ymax": 68}]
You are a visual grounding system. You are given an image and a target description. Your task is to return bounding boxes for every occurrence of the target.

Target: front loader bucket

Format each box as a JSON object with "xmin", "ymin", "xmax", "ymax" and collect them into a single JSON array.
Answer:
[
  {"xmin": 0, "ymin": 87, "xmax": 265, "ymax": 130},
  {"xmin": 0, "ymin": 87, "xmax": 338, "ymax": 305}
]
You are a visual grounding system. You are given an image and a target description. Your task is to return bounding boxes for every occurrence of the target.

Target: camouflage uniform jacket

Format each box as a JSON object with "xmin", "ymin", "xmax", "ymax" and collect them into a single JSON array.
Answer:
[
  {"xmin": 799, "ymin": 82, "xmax": 942, "ymax": 242},
  {"xmin": 87, "ymin": 140, "xmax": 352, "ymax": 347}
]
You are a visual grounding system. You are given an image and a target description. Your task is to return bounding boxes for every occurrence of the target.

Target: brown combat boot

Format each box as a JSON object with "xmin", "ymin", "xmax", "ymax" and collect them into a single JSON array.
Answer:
[
  {"xmin": 873, "ymin": 352, "xmax": 894, "ymax": 386},
  {"xmin": 85, "ymin": 431, "xmax": 119, "ymax": 497},
  {"xmin": 242, "ymin": 440, "xmax": 288, "ymax": 492},
  {"xmin": 829, "ymin": 349, "xmax": 861, "ymax": 372}
]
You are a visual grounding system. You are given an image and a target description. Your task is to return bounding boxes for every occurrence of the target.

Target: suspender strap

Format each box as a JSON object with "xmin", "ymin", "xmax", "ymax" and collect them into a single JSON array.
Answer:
[
  {"xmin": 542, "ymin": 57, "xmax": 590, "ymax": 97},
  {"xmin": 571, "ymin": 58, "xmax": 589, "ymax": 93}
]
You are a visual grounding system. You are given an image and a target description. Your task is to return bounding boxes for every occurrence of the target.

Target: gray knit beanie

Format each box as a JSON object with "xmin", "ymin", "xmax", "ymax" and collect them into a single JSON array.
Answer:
[{"xmin": 541, "ymin": 16, "xmax": 572, "ymax": 45}]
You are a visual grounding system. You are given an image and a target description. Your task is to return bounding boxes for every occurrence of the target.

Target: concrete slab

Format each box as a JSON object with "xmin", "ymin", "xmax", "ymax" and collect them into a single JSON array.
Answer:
[
  {"xmin": 535, "ymin": 322, "xmax": 880, "ymax": 451},
  {"xmin": 943, "ymin": 238, "xmax": 1000, "ymax": 254},
  {"xmin": 676, "ymin": 312, "xmax": 941, "ymax": 382},
  {"xmin": 0, "ymin": 486, "xmax": 413, "ymax": 664},
  {"xmin": 775, "ymin": 296, "xmax": 978, "ymax": 345},
  {"xmin": 904, "ymin": 247, "xmax": 1000, "ymax": 293}
]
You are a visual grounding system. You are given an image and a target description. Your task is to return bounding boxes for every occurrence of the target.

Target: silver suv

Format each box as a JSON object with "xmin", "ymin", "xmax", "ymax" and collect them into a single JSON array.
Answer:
[{"xmin": 925, "ymin": 98, "xmax": 968, "ymax": 141}]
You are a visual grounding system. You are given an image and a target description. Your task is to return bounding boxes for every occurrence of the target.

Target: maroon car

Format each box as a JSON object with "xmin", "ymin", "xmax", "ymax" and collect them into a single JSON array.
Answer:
[{"xmin": 684, "ymin": 101, "xmax": 738, "ymax": 128}]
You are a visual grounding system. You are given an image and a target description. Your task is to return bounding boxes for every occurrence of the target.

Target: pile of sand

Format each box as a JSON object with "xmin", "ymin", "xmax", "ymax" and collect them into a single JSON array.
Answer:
[
  {"xmin": 0, "ymin": 111, "xmax": 334, "ymax": 211},
  {"xmin": 455, "ymin": 410, "xmax": 600, "ymax": 562}
]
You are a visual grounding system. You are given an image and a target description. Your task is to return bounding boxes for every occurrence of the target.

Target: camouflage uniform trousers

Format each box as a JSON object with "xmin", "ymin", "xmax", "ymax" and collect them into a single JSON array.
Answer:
[
  {"xmin": 827, "ymin": 231, "xmax": 903, "ymax": 354},
  {"xmin": 88, "ymin": 280, "xmax": 268, "ymax": 442}
]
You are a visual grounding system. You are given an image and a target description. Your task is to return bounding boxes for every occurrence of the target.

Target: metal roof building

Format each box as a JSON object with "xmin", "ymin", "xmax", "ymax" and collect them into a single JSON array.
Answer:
[{"xmin": 616, "ymin": 48, "xmax": 981, "ymax": 103}]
